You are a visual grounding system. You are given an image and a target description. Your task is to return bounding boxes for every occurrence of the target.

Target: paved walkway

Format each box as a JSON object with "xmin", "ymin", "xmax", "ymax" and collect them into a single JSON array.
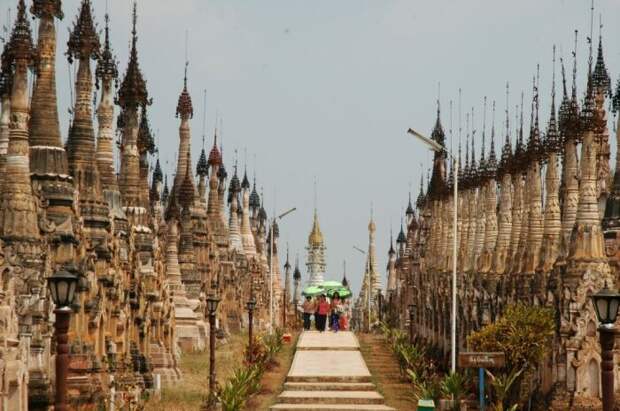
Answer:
[{"xmin": 271, "ymin": 331, "xmax": 396, "ymax": 411}]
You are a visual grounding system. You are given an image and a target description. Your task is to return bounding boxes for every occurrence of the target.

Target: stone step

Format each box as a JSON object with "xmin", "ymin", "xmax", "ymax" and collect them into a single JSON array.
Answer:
[
  {"xmin": 287, "ymin": 375, "xmax": 372, "ymax": 383},
  {"xmin": 277, "ymin": 391, "xmax": 384, "ymax": 405},
  {"xmin": 284, "ymin": 382, "xmax": 376, "ymax": 391},
  {"xmin": 270, "ymin": 404, "xmax": 396, "ymax": 411}
]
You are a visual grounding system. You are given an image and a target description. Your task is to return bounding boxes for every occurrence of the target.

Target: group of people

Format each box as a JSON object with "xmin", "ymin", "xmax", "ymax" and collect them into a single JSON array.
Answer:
[{"xmin": 301, "ymin": 292, "xmax": 350, "ymax": 332}]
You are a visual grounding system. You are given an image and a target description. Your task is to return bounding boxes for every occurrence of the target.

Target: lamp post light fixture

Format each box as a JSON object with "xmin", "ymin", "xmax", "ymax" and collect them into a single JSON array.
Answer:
[
  {"xmin": 591, "ymin": 286, "xmax": 620, "ymax": 411},
  {"xmin": 408, "ymin": 304, "xmax": 416, "ymax": 344},
  {"xmin": 407, "ymin": 127, "xmax": 458, "ymax": 374},
  {"xmin": 47, "ymin": 269, "xmax": 78, "ymax": 411},
  {"xmin": 353, "ymin": 246, "xmax": 372, "ymax": 333},
  {"xmin": 206, "ymin": 293, "xmax": 220, "ymax": 409},
  {"xmin": 246, "ymin": 298, "xmax": 257, "ymax": 363},
  {"xmin": 269, "ymin": 207, "xmax": 296, "ymax": 334}
]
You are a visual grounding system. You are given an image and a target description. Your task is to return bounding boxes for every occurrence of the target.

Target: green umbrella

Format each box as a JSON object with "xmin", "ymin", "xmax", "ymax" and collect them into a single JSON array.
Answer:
[
  {"xmin": 326, "ymin": 287, "xmax": 352, "ymax": 299},
  {"xmin": 302, "ymin": 286, "xmax": 324, "ymax": 297},
  {"xmin": 321, "ymin": 280, "xmax": 344, "ymax": 289}
]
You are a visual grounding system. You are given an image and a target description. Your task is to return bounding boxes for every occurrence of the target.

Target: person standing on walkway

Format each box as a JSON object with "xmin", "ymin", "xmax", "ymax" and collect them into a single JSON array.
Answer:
[
  {"xmin": 339, "ymin": 298, "xmax": 349, "ymax": 331},
  {"xmin": 316, "ymin": 294, "xmax": 330, "ymax": 332},
  {"xmin": 302, "ymin": 296, "xmax": 316, "ymax": 330},
  {"xmin": 330, "ymin": 292, "xmax": 342, "ymax": 332}
]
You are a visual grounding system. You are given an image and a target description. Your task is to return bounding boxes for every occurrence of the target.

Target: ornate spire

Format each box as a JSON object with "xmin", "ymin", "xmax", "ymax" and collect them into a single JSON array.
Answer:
[
  {"xmin": 207, "ymin": 130, "xmax": 222, "ymax": 168},
  {"xmin": 499, "ymin": 83, "xmax": 512, "ymax": 176},
  {"xmin": 469, "ymin": 111, "xmax": 477, "ymax": 182},
  {"xmin": 527, "ymin": 70, "xmax": 543, "ymax": 162},
  {"xmin": 241, "ymin": 166, "xmax": 250, "ymax": 190},
  {"xmin": 4, "ymin": 0, "xmax": 35, "ymax": 65},
  {"xmin": 66, "ymin": 0, "xmax": 99, "ymax": 62},
  {"xmin": 27, "ymin": 0, "xmax": 68, "ymax": 154},
  {"xmin": 176, "ymin": 61, "xmax": 193, "ymax": 119},
  {"xmin": 486, "ymin": 100, "xmax": 498, "ymax": 177},
  {"xmin": 117, "ymin": 1, "xmax": 149, "ymax": 109},
  {"xmin": 95, "ymin": 11, "xmax": 119, "ymax": 193},
  {"xmin": 567, "ymin": 31, "xmax": 581, "ymax": 141},
  {"xmin": 66, "ymin": 0, "xmax": 103, "ymax": 202},
  {"xmin": 463, "ymin": 116, "xmax": 470, "ymax": 186},
  {"xmin": 416, "ymin": 169, "xmax": 425, "ymax": 209},
  {"xmin": 431, "ymin": 98, "xmax": 445, "ymax": 147},
  {"xmin": 96, "ymin": 12, "xmax": 118, "ymax": 84},
  {"xmin": 0, "ymin": 0, "xmax": 39, "ymax": 240},
  {"xmin": 196, "ymin": 148, "xmax": 209, "ymax": 177},
  {"xmin": 592, "ymin": 19, "xmax": 610, "ymax": 96},
  {"xmin": 308, "ymin": 209, "xmax": 324, "ymax": 248},
  {"xmin": 162, "ymin": 175, "xmax": 170, "ymax": 204},
  {"xmin": 546, "ymin": 46, "xmax": 561, "ymax": 153},
  {"xmin": 480, "ymin": 97, "xmax": 487, "ymax": 173},
  {"xmin": 397, "ymin": 220, "xmax": 406, "ymax": 245},
  {"xmin": 228, "ymin": 160, "xmax": 241, "ymax": 201},
  {"xmin": 293, "ymin": 258, "xmax": 302, "ymax": 281},
  {"xmin": 249, "ymin": 177, "xmax": 260, "ymax": 210},
  {"xmin": 153, "ymin": 158, "xmax": 163, "ymax": 184},
  {"xmin": 31, "ymin": 0, "xmax": 63, "ymax": 19},
  {"xmin": 406, "ymin": 192, "xmax": 414, "ymax": 217}
]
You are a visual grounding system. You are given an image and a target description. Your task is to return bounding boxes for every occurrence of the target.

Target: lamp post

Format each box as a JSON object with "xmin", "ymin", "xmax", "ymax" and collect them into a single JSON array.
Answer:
[
  {"xmin": 591, "ymin": 286, "xmax": 620, "ymax": 411},
  {"xmin": 47, "ymin": 269, "xmax": 78, "ymax": 411},
  {"xmin": 408, "ymin": 128, "xmax": 458, "ymax": 374},
  {"xmin": 353, "ymin": 246, "xmax": 371, "ymax": 332},
  {"xmin": 377, "ymin": 291, "xmax": 383, "ymax": 323},
  {"xmin": 206, "ymin": 293, "xmax": 220, "ymax": 409},
  {"xmin": 269, "ymin": 207, "xmax": 296, "ymax": 334},
  {"xmin": 246, "ymin": 298, "xmax": 257, "ymax": 363},
  {"xmin": 408, "ymin": 303, "xmax": 416, "ymax": 344}
]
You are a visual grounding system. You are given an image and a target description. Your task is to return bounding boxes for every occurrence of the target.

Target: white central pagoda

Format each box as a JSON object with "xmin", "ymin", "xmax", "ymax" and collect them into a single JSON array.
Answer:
[{"xmin": 306, "ymin": 210, "xmax": 326, "ymax": 286}]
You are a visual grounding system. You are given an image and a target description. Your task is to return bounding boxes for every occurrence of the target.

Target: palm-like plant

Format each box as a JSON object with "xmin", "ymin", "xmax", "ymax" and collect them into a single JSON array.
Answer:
[
  {"xmin": 485, "ymin": 367, "xmax": 524, "ymax": 411},
  {"xmin": 440, "ymin": 372, "xmax": 469, "ymax": 411}
]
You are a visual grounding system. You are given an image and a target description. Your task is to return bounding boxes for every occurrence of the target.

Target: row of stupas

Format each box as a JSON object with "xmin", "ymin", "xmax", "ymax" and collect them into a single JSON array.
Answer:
[
  {"xmin": 0, "ymin": 0, "xmax": 286, "ymax": 409},
  {"xmin": 385, "ymin": 23, "xmax": 620, "ymax": 409}
]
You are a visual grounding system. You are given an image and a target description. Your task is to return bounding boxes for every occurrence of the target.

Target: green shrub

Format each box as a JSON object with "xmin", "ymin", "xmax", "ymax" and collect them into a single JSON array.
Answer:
[{"xmin": 218, "ymin": 331, "xmax": 284, "ymax": 410}]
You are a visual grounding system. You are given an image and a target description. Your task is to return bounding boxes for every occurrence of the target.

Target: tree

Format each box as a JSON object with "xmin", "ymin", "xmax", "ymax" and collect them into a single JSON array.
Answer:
[
  {"xmin": 467, "ymin": 303, "xmax": 554, "ymax": 408},
  {"xmin": 467, "ymin": 303, "xmax": 554, "ymax": 371}
]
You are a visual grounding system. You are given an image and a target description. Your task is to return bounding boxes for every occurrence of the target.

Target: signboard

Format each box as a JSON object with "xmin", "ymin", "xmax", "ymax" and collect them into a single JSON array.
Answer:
[{"xmin": 458, "ymin": 352, "xmax": 505, "ymax": 369}]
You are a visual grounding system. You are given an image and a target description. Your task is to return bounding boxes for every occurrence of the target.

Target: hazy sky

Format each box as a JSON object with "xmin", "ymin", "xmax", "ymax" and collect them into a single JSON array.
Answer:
[{"xmin": 3, "ymin": 0, "xmax": 620, "ymax": 296}]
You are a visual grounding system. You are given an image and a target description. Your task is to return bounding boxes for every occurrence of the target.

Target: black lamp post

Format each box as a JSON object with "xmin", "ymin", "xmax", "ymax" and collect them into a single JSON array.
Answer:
[
  {"xmin": 47, "ymin": 269, "xmax": 78, "ymax": 411},
  {"xmin": 246, "ymin": 298, "xmax": 257, "ymax": 363},
  {"xmin": 591, "ymin": 286, "xmax": 620, "ymax": 411},
  {"xmin": 408, "ymin": 303, "xmax": 416, "ymax": 345},
  {"xmin": 377, "ymin": 292, "xmax": 383, "ymax": 323},
  {"xmin": 206, "ymin": 293, "xmax": 220, "ymax": 409}
]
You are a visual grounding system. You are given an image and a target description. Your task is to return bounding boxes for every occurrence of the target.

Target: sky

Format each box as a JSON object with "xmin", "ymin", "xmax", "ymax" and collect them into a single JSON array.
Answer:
[{"xmin": 2, "ymin": 0, "xmax": 620, "ymax": 297}]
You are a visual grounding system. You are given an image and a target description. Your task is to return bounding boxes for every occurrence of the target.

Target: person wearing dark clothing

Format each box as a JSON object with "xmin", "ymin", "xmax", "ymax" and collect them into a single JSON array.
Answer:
[{"xmin": 302, "ymin": 296, "xmax": 315, "ymax": 331}]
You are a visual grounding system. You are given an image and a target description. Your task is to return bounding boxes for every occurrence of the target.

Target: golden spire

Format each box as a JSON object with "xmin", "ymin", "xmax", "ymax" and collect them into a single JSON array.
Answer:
[{"xmin": 308, "ymin": 209, "xmax": 324, "ymax": 247}]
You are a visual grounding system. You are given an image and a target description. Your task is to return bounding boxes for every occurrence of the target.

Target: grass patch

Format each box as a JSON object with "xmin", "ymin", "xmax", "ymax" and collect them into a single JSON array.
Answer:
[
  {"xmin": 145, "ymin": 332, "xmax": 248, "ymax": 411},
  {"xmin": 244, "ymin": 332, "xmax": 299, "ymax": 410}
]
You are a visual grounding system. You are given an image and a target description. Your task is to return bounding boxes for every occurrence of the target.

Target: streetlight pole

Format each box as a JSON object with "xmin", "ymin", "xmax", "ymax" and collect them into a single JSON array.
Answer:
[
  {"xmin": 591, "ymin": 287, "xmax": 620, "ymax": 411},
  {"xmin": 47, "ymin": 269, "xmax": 78, "ymax": 411},
  {"xmin": 206, "ymin": 294, "xmax": 220, "ymax": 409},
  {"xmin": 353, "ymin": 246, "xmax": 371, "ymax": 333},
  {"xmin": 408, "ymin": 304, "xmax": 415, "ymax": 345},
  {"xmin": 408, "ymin": 128, "xmax": 458, "ymax": 374},
  {"xmin": 269, "ymin": 207, "xmax": 296, "ymax": 334},
  {"xmin": 246, "ymin": 298, "xmax": 256, "ymax": 363}
]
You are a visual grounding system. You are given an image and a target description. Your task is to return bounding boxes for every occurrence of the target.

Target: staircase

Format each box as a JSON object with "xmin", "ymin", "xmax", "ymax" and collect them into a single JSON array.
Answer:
[{"xmin": 270, "ymin": 331, "xmax": 395, "ymax": 411}]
